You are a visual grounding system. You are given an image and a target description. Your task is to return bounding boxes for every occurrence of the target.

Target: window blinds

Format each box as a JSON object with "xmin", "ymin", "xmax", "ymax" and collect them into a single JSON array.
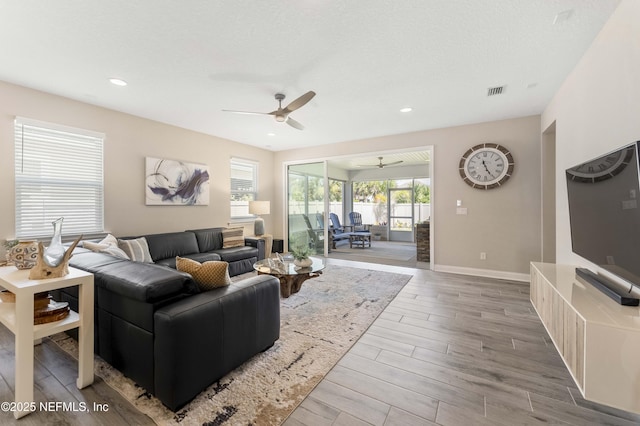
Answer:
[
  {"xmin": 230, "ymin": 158, "xmax": 257, "ymax": 218},
  {"xmin": 14, "ymin": 118, "xmax": 105, "ymax": 239}
]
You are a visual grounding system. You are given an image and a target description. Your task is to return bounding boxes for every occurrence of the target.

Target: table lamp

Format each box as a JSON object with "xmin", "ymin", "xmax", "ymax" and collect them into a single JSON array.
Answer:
[{"xmin": 249, "ymin": 200, "xmax": 270, "ymax": 236}]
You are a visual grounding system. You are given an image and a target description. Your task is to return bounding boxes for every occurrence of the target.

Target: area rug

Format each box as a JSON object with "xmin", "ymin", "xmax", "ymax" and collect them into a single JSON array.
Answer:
[{"xmin": 51, "ymin": 266, "xmax": 412, "ymax": 425}]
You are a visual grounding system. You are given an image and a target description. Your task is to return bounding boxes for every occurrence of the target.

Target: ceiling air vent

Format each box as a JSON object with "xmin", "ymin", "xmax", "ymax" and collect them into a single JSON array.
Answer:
[{"xmin": 487, "ymin": 86, "xmax": 505, "ymax": 96}]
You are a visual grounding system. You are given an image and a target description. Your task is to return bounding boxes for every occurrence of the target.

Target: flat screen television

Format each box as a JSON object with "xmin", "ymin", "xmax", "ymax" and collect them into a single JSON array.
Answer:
[{"xmin": 566, "ymin": 141, "xmax": 640, "ymax": 301}]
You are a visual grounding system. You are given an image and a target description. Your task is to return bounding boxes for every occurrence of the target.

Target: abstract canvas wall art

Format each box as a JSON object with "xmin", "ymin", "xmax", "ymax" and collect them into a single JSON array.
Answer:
[{"xmin": 145, "ymin": 157, "xmax": 210, "ymax": 205}]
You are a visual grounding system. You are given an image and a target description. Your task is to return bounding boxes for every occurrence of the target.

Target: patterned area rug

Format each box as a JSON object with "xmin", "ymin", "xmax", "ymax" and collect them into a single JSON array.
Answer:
[{"xmin": 51, "ymin": 265, "xmax": 412, "ymax": 425}]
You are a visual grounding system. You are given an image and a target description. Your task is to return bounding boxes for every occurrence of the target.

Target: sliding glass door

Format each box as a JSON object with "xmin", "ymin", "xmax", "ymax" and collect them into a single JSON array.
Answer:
[{"xmin": 287, "ymin": 162, "xmax": 326, "ymax": 255}]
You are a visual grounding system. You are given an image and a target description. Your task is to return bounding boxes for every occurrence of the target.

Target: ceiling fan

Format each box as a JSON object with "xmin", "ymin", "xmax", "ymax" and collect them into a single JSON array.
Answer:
[
  {"xmin": 222, "ymin": 91, "xmax": 316, "ymax": 130},
  {"xmin": 360, "ymin": 156, "xmax": 404, "ymax": 168}
]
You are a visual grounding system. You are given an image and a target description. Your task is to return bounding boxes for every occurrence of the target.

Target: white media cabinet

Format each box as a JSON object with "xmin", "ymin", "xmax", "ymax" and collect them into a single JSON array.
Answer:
[{"xmin": 530, "ymin": 262, "xmax": 640, "ymax": 414}]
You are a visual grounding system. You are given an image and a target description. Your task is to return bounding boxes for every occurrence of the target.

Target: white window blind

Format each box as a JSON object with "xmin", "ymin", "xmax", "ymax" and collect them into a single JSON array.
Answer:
[
  {"xmin": 14, "ymin": 118, "xmax": 105, "ymax": 239},
  {"xmin": 230, "ymin": 158, "xmax": 257, "ymax": 218}
]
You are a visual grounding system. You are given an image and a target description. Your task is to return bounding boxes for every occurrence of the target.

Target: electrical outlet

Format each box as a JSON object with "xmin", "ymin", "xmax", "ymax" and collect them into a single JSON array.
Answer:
[{"xmin": 480, "ymin": 252, "xmax": 487, "ymax": 260}]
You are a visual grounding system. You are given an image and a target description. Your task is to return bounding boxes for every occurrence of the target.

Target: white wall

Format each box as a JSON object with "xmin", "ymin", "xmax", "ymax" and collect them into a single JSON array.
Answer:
[
  {"xmin": 274, "ymin": 115, "xmax": 542, "ymax": 278},
  {"xmin": 542, "ymin": 0, "xmax": 640, "ymax": 271},
  {"xmin": 0, "ymin": 81, "xmax": 275, "ymax": 256},
  {"xmin": 0, "ymin": 80, "xmax": 546, "ymax": 280}
]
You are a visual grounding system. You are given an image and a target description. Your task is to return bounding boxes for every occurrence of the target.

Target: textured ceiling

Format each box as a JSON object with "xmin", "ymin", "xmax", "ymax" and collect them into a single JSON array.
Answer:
[{"xmin": 0, "ymin": 1, "xmax": 620, "ymax": 151}]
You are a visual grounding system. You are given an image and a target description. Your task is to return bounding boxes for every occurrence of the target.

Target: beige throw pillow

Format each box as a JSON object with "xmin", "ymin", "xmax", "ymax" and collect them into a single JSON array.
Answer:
[
  {"xmin": 176, "ymin": 256, "xmax": 231, "ymax": 290},
  {"xmin": 83, "ymin": 234, "xmax": 130, "ymax": 259},
  {"xmin": 118, "ymin": 237, "xmax": 153, "ymax": 263},
  {"xmin": 222, "ymin": 227, "xmax": 244, "ymax": 249}
]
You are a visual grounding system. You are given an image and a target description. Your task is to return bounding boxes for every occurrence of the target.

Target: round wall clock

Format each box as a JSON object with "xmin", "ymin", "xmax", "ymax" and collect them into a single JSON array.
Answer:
[
  {"xmin": 566, "ymin": 145, "xmax": 635, "ymax": 183},
  {"xmin": 459, "ymin": 143, "xmax": 515, "ymax": 189}
]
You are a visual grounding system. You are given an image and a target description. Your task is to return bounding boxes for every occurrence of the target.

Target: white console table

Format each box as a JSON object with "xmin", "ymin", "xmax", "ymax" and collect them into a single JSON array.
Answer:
[
  {"xmin": 0, "ymin": 266, "xmax": 94, "ymax": 419},
  {"xmin": 530, "ymin": 262, "xmax": 640, "ymax": 414}
]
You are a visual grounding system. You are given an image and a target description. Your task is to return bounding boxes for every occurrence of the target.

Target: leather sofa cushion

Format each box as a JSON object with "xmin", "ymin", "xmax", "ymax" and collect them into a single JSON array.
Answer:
[
  {"xmin": 70, "ymin": 252, "xmax": 198, "ymax": 302},
  {"xmin": 70, "ymin": 251, "xmax": 128, "ymax": 272},
  {"xmin": 212, "ymin": 246, "xmax": 258, "ymax": 263},
  {"xmin": 228, "ymin": 257, "xmax": 257, "ymax": 277},
  {"xmin": 142, "ymin": 232, "xmax": 200, "ymax": 262},
  {"xmin": 187, "ymin": 228, "xmax": 224, "ymax": 253},
  {"xmin": 153, "ymin": 274, "xmax": 280, "ymax": 410},
  {"xmin": 155, "ymin": 252, "xmax": 222, "ymax": 269}
]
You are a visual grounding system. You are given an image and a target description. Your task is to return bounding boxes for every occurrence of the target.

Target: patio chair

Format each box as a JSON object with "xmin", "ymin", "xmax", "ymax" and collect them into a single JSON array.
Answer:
[
  {"xmin": 316, "ymin": 212, "xmax": 325, "ymax": 230},
  {"xmin": 287, "ymin": 214, "xmax": 324, "ymax": 254},
  {"xmin": 329, "ymin": 213, "xmax": 345, "ymax": 233},
  {"xmin": 329, "ymin": 213, "xmax": 351, "ymax": 248},
  {"xmin": 348, "ymin": 211, "xmax": 369, "ymax": 232},
  {"xmin": 301, "ymin": 214, "xmax": 325, "ymax": 253}
]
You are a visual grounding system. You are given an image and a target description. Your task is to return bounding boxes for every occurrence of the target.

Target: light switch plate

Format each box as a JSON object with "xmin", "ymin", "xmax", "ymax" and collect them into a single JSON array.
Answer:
[{"xmin": 456, "ymin": 207, "xmax": 468, "ymax": 215}]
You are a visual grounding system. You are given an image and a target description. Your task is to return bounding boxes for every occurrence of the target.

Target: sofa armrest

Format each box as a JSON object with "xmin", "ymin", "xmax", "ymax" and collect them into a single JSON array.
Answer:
[
  {"xmin": 244, "ymin": 237, "xmax": 265, "ymax": 260},
  {"xmin": 153, "ymin": 275, "xmax": 280, "ymax": 410}
]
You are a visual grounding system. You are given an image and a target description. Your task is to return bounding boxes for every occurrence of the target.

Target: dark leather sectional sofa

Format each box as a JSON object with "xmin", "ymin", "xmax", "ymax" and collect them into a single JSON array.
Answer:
[{"xmin": 52, "ymin": 227, "xmax": 280, "ymax": 411}]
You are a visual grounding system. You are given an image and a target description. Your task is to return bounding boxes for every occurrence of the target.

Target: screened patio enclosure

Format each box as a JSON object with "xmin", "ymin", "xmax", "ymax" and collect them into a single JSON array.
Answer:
[{"xmin": 285, "ymin": 153, "xmax": 430, "ymax": 255}]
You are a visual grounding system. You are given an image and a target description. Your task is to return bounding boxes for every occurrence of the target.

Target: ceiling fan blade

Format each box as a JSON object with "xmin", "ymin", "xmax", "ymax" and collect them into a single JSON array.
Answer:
[
  {"xmin": 385, "ymin": 160, "xmax": 404, "ymax": 166},
  {"xmin": 222, "ymin": 109, "xmax": 272, "ymax": 116},
  {"xmin": 286, "ymin": 116, "xmax": 305, "ymax": 130},
  {"xmin": 282, "ymin": 91, "xmax": 316, "ymax": 114}
]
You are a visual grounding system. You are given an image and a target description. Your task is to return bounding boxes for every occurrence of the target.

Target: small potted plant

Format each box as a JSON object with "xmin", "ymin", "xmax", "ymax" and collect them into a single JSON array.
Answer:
[{"xmin": 290, "ymin": 242, "xmax": 313, "ymax": 268}]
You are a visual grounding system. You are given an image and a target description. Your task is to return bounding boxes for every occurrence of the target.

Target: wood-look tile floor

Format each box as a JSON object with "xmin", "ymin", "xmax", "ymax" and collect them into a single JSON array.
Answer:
[
  {"xmin": 0, "ymin": 324, "xmax": 154, "ymax": 425},
  {"xmin": 285, "ymin": 259, "xmax": 640, "ymax": 426},
  {"xmin": 2, "ymin": 259, "xmax": 640, "ymax": 425}
]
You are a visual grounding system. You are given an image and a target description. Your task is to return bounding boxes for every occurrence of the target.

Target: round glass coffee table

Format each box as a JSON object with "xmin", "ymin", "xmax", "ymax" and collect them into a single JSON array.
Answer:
[{"xmin": 253, "ymin": 256, "xmax": 325, "ymax": 298}]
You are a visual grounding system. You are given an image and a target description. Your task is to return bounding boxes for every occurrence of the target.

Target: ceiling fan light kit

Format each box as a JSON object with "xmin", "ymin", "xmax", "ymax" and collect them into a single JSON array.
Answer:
[{"xmin": 223, "ymin": 91, "xmax": 316, "ymax": 130}]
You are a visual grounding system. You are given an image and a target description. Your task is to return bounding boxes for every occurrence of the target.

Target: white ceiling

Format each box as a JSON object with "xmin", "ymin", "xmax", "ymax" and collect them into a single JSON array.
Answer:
[
  {"xmin": 0, "ymin": 1, "xmax": 620, "ymax": 151},
  {"xmin": 329, "ymin": 151, "xmax": 430, "ymax": 172}
]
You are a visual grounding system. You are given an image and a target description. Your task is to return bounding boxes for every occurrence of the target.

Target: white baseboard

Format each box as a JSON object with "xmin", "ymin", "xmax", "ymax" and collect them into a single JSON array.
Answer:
[{"xmin": 433, "ymin": 264, "xmax": 530, "ymax": 282}]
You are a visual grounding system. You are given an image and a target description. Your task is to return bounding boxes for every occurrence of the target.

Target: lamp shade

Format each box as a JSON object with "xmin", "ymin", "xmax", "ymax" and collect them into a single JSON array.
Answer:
[{"xmin": 249, "ymin": 200, "xmax": 270, "ymax": 215}]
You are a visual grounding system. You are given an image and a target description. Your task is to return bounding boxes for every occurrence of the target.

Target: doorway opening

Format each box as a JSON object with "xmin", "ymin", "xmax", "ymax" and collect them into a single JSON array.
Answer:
[{"xmin": 283, "ymin": 148, "xmax": 433, "ymax": 269}]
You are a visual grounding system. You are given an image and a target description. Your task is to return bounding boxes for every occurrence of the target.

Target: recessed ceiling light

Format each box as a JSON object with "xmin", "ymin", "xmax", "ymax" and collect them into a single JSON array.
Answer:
[
  {"xmin": 400, "ymin": 107, "xmax": 413, "ymax": 113},
  {"xmin": 267, "ymin": 132, "xmax": 276, "ymax": 137},
  {"xmin": 109, "ymin": 78, "xmax": 127, "ymax": 86}
]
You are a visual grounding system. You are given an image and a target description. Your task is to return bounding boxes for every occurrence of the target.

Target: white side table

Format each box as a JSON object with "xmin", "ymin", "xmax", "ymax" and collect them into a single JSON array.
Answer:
[{"xmin": 0, "ymin": 266, "xmax": 94, "ymax": 419}]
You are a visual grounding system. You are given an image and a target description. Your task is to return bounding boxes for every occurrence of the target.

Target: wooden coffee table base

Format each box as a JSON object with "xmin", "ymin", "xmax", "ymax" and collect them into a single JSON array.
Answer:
[{"xmin": 258, "ymin": 270, "xmax": 323, "ymax": 298}]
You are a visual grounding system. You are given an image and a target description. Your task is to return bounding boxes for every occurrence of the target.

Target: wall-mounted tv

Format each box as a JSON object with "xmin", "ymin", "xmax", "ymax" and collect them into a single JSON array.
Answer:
[{"xmin": 566, "ymin": 141, "xmax": 640, "ymax": 302}]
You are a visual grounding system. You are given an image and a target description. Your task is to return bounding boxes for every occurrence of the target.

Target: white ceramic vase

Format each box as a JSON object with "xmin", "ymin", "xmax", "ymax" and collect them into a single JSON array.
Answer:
[{"xmin": 9, "ymin": 241, "xmax": 39, "ymax": 269}]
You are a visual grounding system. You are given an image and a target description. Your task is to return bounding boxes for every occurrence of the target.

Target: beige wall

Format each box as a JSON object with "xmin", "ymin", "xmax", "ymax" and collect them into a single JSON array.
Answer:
[
  {"xmin": 275, "ymin": 115, "xmax": 542, "ymax": 277},
  {"xmin": 0, "ymin": 81, "xmax": 544, "ymax": 279},
  {"xmin": 0, "ymin": 81, "xmax": 275, "ymax": 256},
  {"xmin": 542, "ymin": 0, "xmax": 640, "ymax": 271}
]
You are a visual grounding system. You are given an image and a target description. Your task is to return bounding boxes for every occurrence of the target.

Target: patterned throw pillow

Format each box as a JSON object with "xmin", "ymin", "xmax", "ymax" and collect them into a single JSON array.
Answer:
[
  {"xmin": 176, "ymin": 256, "xmax": 231, "ymax": 290},
  {"xmin": 83, "ymin": 234, "xmax": 130, "ymax": 259},
  {"xmin": 117, "ymin": 237, "xmax": 153, "ymax": 263},
  {"xmin": 222, "ymin": 227, "xmax": 244, "ymax": 249}
]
